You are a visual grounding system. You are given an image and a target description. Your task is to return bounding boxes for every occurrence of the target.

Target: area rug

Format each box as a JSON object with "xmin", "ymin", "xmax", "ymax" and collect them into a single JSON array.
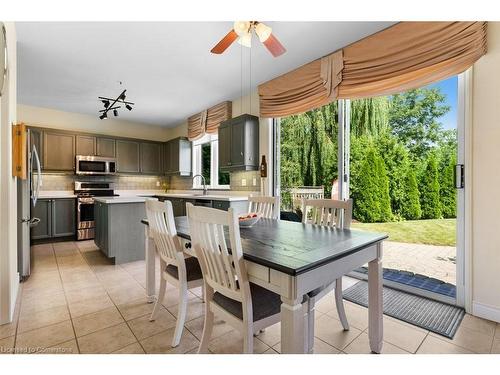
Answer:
[{"xmin": 343, "ymin": 281, "xmax": 465, "ymax": 339}]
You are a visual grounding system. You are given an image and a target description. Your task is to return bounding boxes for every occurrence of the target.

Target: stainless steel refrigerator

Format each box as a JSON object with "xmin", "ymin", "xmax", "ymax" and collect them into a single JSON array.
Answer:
[{"xmin": 17, "ymin": 129, "xmax": 42, "ymax": 280}]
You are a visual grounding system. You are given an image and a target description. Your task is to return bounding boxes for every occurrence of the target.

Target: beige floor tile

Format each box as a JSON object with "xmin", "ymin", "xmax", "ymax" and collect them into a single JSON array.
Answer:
[
  {"xmin": 68, "ymin": 293, "xmax": 114, "ymax": 318},
  {"xmin": 75, "ymin": 240, "xmax": 99, "ymax": 252},
  {"xmin": 20, "ymin": 291, "xmax": 67, "ymax": 315},
  {"xmin": 315, "ymin": 292, "xmax": 337, "ymax": 314},
  {"xmin": 314, "ymin": 314, "xmax": 362, "ymax": 350},
  {"xmin": 72, "ymin": 306, "xmax": 124, "ymax": 337},
  {"xmin": 272, "ymin": 337, "xmax": 340, "ymax": 354},
  {"xmin": 140, "ymin": 326, "xmax": 199, "ymax": 354},
  {"xmin": 77, "ymin": 322, "xmax": 137, "ymax": 354},
  {"xmin": 21, "ymin": 284, "xmax": 65, "ymax": 301},
  {"xmin": 459, "ymin": 314, "xmax": 497, "ymax": 336},
  {"xmin": 128, "ymin": 307, "xmax": 177, "ymax": 340},
  {"xmin": 107, "ymin": 284, "xmax": 147, "ymax": 305},
  {"xmin": 490, "ymin": 338, "xmax": 500, "ymax": 354},
  {"xmin": 381, "ymin": 317, "xmax": 427, "ymax": 353},
  {"xmin": 159, "ymin": 287, "xmax": 197, "ymax": 308},
  {"xmin": 16, "ymin": 320, "xmax": 75, "ymax": 351},
  {"xmin": 112, "ymin": 342, "xmax": 145, "ymax": 354},
  {"xmin": 37, "ymin": 339, "xmax": 79, "ymax": 354},
  {"xmin": 262, "ymin": 348, "xmax": 279, "ymax": 354},
  {"xmin": 429, "ymin": 325, "xmax": 494, "ymax": 353},
  {"xmin": 0, "ymin": 336, "xmax": 15, "ymax": 354},
  {"xmin": 495, "ymin": 324, "xmax": 500, "ymax": 339},
  {"xmin": 254, "ymin": 323, "xmax": 281, "ymax": 347},
  {"xmin": 117, "ymin": 297, "xmax": 155, "ymax": 321},
  {"xmin": 0, "ymin": 321, "xmax": 17, "ymax": 340},
  {"xmin": 60, "ymin": 269, "xmax": 97, "ymax": 285},
  {"xmin": 417, "ymin": 335, "xmax": 473, "ymax": 354},
  {"xmin": 343, "ymin": 332, "xmax": 408, "ymax": 354},
  {"xmin": 326, "ymin": 301, "xmax": 369, "ymax": 331},
  {"xmin": 54, "ymin": 246, "xmax": 80, "ymax": 257},
  {"xmin": 62, "ymin": 278, "xmax": 102, "ymax": 293},
  {"xmin": 208, "ymin": 330, "xmax": 269, "ymax": 354},
  {"xmin": 64, "ymin": 285, "xmax": 108, "ymax": 304},
  {"xmin": 185, "ymin": 315, "xmax": 234, "ymax": 340},
  {"xmin": 18, "ymin": 305, "xmax": 70, "ymax": 334},
  {"xmin": 167, "ymin": 298, "xmax": 205, "ymax": 323}
]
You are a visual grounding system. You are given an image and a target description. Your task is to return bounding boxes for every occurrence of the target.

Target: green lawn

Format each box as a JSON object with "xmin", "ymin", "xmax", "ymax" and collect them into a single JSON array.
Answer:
[{"xmin": 351, "ymin": 219, "xmax": 456, "ymax": 246}]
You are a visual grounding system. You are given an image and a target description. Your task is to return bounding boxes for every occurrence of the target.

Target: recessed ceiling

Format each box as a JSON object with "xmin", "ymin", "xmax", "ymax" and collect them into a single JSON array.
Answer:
[{"xmin": 16, "ymin": 22, "xmax": 395, "ymax": 127}]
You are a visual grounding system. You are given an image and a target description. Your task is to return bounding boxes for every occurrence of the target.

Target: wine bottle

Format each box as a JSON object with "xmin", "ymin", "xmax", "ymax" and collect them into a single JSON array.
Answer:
[{"xmin": 260, "ymin": 155, "xmax": 267, "ymax": 178}]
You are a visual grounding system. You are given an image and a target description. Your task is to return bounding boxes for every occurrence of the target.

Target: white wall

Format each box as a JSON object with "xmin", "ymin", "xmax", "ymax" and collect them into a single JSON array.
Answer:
[
  {"xmin": 18, "ymin": 104, "xmax": 170, "ymax": 141},
  {"xmin": 0, "ymin": 22, "xmax": 19, "ymax": 324},
  {"xmin": 470, "ymin": 22, "xmax": 500, "ymax": 322}
]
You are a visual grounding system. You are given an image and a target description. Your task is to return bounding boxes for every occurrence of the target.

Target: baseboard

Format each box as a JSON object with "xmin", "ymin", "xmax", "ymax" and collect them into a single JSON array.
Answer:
[{"xmin": 472, "ymin": 301, "xmax": 500, "ymax": 323}]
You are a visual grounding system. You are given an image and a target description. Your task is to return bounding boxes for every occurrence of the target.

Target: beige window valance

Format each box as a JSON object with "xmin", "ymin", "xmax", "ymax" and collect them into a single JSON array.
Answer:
[
  {"xmin": 187, "ymin": 101, "xmax": 232, "ymax": 141},
  {"xmin": 258, "ymin": 21, "xmax": 487, "ymax": 118}
]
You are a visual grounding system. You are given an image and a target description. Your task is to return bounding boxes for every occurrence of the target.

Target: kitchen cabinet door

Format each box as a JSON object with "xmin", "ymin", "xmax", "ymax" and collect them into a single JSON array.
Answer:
[
  {"xmin": 218, "ymin": 124, "xmax": 231, "ymax": 169},
  {"xmin": 43, "ymin": 131, "xmax": 75, "ymax": 171},
  {"xmin": 96, "ymin": 137, "xmax": 116, "ymax": 157},
  {"xmin": 30, "ymin": 199, "xmax": 52, "ymax": 240},
  {"xmin": 116, "ymin": 140, "xmax": 140, "ymax": 173},
  {"xmin": 140, "ymin": 142, "xmax": 161, "ymax": 174},
  {"xmin": 52, "ymin": 198, "xmax": 76, "ymax": 237},
  {"xmin": 76, "ymin": 135, "xmax": 96, "ymax": 156},
  {"xmin": 230, "ymin": 120, "xmax": 245, "ymax": 167},
  {"xmin": 29, "ymin": 128, "xmax": 44, "ymax": 169}
]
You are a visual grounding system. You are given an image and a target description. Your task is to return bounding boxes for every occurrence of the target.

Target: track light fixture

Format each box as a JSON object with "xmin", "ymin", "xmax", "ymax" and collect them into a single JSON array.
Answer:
[{"xmin": 98, "ymin": 88, "xmax": 135, "ymax": 120}]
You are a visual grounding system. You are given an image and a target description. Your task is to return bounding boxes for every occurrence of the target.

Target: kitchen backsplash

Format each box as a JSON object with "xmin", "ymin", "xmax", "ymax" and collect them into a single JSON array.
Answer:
[
  {"xmin": 40, "ymin": 173, "xmax": 167, "ymax": 191},
  {"xmin": 168, "ymin": 170, "xmax": 262, "ymax": 192}
]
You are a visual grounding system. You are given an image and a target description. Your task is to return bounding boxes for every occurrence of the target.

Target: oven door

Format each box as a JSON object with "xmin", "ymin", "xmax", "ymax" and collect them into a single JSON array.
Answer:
[{"xmin": 77, "ymin": 198, "xmax": 95, "ymax": 240}]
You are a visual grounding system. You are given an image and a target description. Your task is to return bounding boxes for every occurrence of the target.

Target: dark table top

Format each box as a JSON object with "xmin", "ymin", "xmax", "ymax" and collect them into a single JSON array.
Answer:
[{"xmin": 141, "ymin": 217, "xmax": 387, "ymax": 276}]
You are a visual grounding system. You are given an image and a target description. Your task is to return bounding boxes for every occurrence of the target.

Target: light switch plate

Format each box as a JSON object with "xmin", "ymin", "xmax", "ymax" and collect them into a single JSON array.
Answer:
[
  {"xmin": 252, "ymin": 177, "xmax": 257, "ymax": 186},
  {"xmin": 156, "ymin": 181, "xmax": 161, "ymax": 187},
  {"xmin": 241, "ymin": 178, "xmax": 247, "ymax": 186}
]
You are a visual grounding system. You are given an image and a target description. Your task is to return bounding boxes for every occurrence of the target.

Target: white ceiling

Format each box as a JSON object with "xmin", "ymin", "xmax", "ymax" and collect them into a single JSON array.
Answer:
[{"xmin": 16, "ymin": 22, "xmax": 395, "ymax": 127}]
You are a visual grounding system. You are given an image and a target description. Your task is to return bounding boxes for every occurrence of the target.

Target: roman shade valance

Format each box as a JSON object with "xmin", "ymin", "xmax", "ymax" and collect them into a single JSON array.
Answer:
[
  {"xmin": 258, "ymin": 21, "xmax": 487, "ymax": 118},
  {"xmin": 187, "ymin": 101, "xmax": 232, "ymax": 140}
]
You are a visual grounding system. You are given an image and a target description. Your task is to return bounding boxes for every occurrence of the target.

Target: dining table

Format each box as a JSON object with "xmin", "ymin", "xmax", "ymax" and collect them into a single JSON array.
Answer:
[{"xmin": 141, "ymin": 216, "xmax": 387, "ymax": 354}]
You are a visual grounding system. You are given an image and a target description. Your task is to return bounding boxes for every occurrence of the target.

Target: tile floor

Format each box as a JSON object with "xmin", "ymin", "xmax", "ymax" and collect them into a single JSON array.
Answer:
[{"xmin": 1, "ymin": 240, "xmax": 499, "ymax": 354}]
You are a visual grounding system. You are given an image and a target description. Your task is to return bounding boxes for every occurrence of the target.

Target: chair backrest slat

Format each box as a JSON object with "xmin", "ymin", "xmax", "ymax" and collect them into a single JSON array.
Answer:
[
  {"xmin": 187, "ymin": 203, "xmax": 250, "ymax": 303},
  {"xmin": 302, "ymin": 198, "xmax": 353, "ymax": 229},
  {"xmin": 248, "ymin": 195, "xmax": 279, "ymax": 219},
  {"xmin": 146, "ymin": 199, "xmax": 182, "ymax": 264}
]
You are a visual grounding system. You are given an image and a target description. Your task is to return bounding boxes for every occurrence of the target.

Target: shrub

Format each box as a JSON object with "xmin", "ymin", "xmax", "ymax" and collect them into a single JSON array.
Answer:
[
  {"xmin": 375, "ymin": 152, "xmax": 393, "ymax": 222},
  {"xmin": 401, "ymin": 168, "xmax": 422, "ymax": 220},
  {"xmin": 419, "ymin": 155, "xmax": 442, "ymax": 219},
  {"xmin": 440, "ymin": 154, "xmax": 457, "ymax": 218}
]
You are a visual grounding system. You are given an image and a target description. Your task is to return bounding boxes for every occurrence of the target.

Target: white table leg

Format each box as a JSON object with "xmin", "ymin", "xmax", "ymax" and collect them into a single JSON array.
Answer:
[
  {"xmin": 145, "ymin": 226, "xmax": 156, "ymax": 303},
  {"xmin": 368, "ymin": 242, "xmax": 383, "ymax": 353},
  {"xmin": 280, "ymin": 296, "xmax": 307, "ymax": 354}
]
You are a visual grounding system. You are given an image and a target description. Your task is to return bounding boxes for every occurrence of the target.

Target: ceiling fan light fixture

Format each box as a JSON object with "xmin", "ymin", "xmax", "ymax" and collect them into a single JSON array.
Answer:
[
  {"xmin": 125, "ymin": 104, "xmax": 132, "ymax": 111},
  {"xmin": 102, "ymin": 100, "xmax": 110, "ymax": 108},
  {"xmin": 99, "ymin": 113, "xmax": 107, "ymax": 120},
  {"xmin": 237, "ymin": 32, "xmax": 252, "ymax": 48},
  {"xmin": 255, "ymin": 22, "xmax": 272, "ymax": 42},
  {"xmin": 233, "ymin": 21, "xmax": 250, "ymax": 36},
  {"xmin": 113, "ymin": 109, "xmax": 118, "ymax": 117}
]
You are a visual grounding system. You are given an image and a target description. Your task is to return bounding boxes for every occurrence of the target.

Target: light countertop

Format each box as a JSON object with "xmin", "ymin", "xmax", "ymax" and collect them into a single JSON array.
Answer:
[
  {"xmin": 38, "ymin": 191, "xmax": 77, "ymax": 199},
  {"xmin": 93, "ymin": 196, "xmax": 148, "ymax": 204},
  {"xmin": 148, "ymin": 193, "xmax": 249, "ymax": 202}
]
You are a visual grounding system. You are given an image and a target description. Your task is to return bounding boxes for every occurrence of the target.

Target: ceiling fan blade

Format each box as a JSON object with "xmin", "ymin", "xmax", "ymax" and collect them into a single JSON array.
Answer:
[
  {"xmin": 210, "ymin": 30, "xmax": 238, "ymax": 54},
  {"xmin": 262, "ymin": 33, "xmax": 286, "ymax": 57}
]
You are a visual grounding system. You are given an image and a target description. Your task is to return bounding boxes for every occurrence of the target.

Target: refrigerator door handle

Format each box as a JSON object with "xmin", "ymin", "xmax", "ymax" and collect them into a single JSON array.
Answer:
[{"xmin": 31, "ymin": 145, "xmax": 42, "ymax": 206}]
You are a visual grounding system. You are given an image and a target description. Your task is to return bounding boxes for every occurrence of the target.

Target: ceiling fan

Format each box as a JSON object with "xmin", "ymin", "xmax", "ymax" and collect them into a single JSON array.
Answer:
[{"xmin": 211, "ymin": 21, "xmax": 286, "ymax": 57}]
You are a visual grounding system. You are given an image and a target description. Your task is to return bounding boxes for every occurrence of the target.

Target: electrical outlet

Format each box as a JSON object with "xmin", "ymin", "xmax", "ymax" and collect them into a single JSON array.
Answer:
[
  {"xmin": 252, "ymin": 177, "xmax": 257, "ymax": 186},
  {"xmin": 156, "ymin": 181, "xmax": 161, "ymax": 187},
  {"xmin": 241, "ymin": 178, "xmax": 247, "ymax": 186}
]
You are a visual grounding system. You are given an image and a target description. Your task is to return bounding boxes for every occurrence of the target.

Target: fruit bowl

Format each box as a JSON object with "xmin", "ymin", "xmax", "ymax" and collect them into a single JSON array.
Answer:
[{"xmin": 238, "ymin": 213, "xmax": 261, "ymax": 228}]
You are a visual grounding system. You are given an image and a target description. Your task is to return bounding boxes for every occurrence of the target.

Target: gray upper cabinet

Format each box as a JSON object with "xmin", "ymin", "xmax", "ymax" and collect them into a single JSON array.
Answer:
[
  {"xmin": 218, "ymin": 114, "xmax": 259, "ymax": 171},
  {"xmin": 43, "ymin": 131, "xmax": 76, "ymax": 171},
  {"xmin": 96, "ymin": 137, "xmax": 116, "ymax": 157},
  {"xmin": 52, "ymin": 199, "xmax": 76, "ymax": 237},
  {"xmin": 140, "ymin": 142, "xmax": 161, "ymax": 174},
  {"xmin": 164, "ymin": 137, "xmax": 191, "ymax": 176},
  {"xmin": 76, "ymin": 135, "xmax": 96, "ymax": 156},
  {"xmin": 116, "ymin": 140, "xmax": 140, "ymax": 173}
]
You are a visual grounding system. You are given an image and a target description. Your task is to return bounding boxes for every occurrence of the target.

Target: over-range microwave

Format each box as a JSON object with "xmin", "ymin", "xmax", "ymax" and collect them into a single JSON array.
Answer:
[{"xmin": 75, "ymin": 155, "xmax": 117, "ymax": 175}]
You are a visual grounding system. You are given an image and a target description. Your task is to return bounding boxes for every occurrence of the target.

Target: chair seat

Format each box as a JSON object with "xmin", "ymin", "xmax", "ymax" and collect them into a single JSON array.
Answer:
[
  {"xmin": 213, "ymin": 282, "xmax": 281, "ymax": 322},
  {"xmin": 165, "ymin": 257, "xmax": 203, "ymax": 282}
]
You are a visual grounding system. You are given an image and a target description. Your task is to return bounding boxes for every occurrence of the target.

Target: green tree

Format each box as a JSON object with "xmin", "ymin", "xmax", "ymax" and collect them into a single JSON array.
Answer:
[
  {"xmin": 389, "ymin": 88, "xmax": 450, "ymax": 158},
  {"xmin": 440, "ymin": 153, "xmax": 457, "ymax": 218},
  {"xmin": 419, "ymin": 154, "xmax": 442, "ymax": 219},
  {"xmin": 401, "ymin": 168, "xmax": 422, "ymax": 220},
  {"xmin": 350, "ymin": 97, "xmax": 390, "ymax": 137}
]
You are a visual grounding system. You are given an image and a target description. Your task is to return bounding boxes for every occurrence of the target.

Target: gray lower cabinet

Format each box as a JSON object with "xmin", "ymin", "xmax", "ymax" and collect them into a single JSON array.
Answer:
[
  {"xmin": 96, "ymin": 137, "xmax": 116, "ymax": 157},
  {"xmin": 157, "ymin": 196, "xmax": 247, "ymax": 217},
  {"xmin": 76, "ymin": 135, "xmax": 96, "ymax": 156},
  {"xmin": 219, "ymin": 114, "xmax": 259, "ymax": 171},
  {"xmin": 30, "ymin": 198, "xmax": 76, "ymax": 240},
  {"xmin": 94, "ymin": 201, "xmax": 145, "ymax": 264},
  {"xmin": 43, "ymin": 131, "xmax": 76, "ymax": 171},
  {"xmin": 116, "ymin": 140, "xmax": 140, "ymax": 173},
  {"xmin": 140, "ymin": 142, "xmax": 161, "ymax": 174}
]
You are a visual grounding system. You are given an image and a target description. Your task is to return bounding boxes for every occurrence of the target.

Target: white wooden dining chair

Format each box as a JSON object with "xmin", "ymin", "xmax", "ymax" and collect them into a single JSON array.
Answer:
[
  {"xmin": 145, "ymin": 199, "xmax": 204, "ymax": 347},
  {"xmin": 248, "ymin": 195, "xmax": 280, "ymax": 219},
  {"xmin": 186, "ymin": 203, "xmax": 282, "ymax": 354},
  {"xmin": 301, "ymin": 198, "xmax": 353, "ymax": 351}
]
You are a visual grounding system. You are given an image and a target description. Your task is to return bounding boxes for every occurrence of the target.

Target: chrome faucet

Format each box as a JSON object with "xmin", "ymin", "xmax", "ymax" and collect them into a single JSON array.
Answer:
[{"xmin": 192, "ymin": 174, "xmax": 207, "ymax": 195}]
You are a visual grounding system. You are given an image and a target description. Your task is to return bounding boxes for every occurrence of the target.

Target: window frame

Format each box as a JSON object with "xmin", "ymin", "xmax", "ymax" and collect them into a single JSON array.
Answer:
[{"xmin": 191, "ymin": 133, "xmax": 230, "ymax": 190}]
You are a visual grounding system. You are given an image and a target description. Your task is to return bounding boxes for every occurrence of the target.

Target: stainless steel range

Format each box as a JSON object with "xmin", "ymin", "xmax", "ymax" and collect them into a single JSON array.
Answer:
[{"xmin": 74, "ymin": 181, "xmax": 118, "ymax": 240}]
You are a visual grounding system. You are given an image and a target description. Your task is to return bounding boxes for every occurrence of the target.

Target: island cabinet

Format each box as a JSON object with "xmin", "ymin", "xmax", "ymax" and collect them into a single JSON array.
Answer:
[
  {"xmin": 156, "ymin": 196, "xmax": 247, "ymax": 217},
  {"xmin": 116, "ymin": 140, "xmax": 140, "ymax": 173},
  {"xmin": 43, "ymin": 131, "xmax": 76, "ymax": 171},
  {"xmin": 94, "ymin": 200, "xmax": 146, "ymax": 264},
  {"xmin": 140, "ymin": 142, "xmax": 161, "ymax": 174},
  {"xmin": 218, "ymin": 114, "xmax": 259, "ymax": 172},
  {"xmin": 31, "ymin": 198, "xmax": 76, "ymax": 240},
  {"xmin": 163, "ymin": 137, "xmax": 192, "ymax": 176}
]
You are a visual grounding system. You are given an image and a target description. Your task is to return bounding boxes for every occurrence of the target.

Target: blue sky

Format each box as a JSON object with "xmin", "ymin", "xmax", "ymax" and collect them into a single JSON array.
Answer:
[{"xmin": 426, "ymin": 76, "xmax": 458, "ymax": 130}]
